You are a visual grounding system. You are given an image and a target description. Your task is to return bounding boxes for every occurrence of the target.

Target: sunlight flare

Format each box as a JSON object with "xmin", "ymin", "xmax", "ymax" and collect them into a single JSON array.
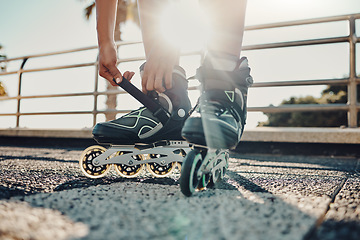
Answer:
[{"xmin": 159, "ymin": 0, "xmax": 211, "ymax": 50}]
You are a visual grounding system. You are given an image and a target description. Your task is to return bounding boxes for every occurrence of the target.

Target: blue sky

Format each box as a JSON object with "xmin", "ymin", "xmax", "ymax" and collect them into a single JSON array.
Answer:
[{"xmin": 0, "ymin": 0, "xmax": 359, "ymax": 129}]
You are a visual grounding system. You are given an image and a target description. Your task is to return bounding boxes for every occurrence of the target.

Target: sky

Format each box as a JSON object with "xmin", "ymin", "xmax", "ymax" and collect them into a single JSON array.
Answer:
[{"xmin": 0, "ymin": 0, "xmax": 359, "ymax": 129}]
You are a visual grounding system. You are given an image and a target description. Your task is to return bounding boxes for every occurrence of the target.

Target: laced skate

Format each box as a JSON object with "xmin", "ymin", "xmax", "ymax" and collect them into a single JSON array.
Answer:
[
  {"xmin": 180, "ymin": 57, "xmax": 253, "ymax": 196},
  {"xmin": 79, "ymin": 65, "xmax": 192, "ymax": 179}
]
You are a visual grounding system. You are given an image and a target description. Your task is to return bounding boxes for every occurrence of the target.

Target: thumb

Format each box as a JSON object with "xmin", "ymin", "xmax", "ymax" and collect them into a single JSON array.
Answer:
[{"xmin": 111, "ymin": 69, "xmax": 122, "ymax": 85}]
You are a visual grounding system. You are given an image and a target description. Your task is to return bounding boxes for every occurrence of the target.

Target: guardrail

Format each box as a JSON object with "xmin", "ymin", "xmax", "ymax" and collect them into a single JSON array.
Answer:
[{"xmin": 0, "ymin": 13, "xmax": 359, "ymax": 128}]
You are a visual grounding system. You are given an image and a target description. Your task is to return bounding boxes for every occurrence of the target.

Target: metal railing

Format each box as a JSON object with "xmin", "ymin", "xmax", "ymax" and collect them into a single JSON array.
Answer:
[
  {"xmin": 0, "ymin": 13, "xmax": 359, "ymax": 128},
  {"xmin": 244, "ymin": 14, "xmax": 360, "ymax": 127}
]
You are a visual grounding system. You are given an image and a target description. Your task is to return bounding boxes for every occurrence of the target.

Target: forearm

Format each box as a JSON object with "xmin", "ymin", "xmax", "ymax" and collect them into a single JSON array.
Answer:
[
  {"xmin": 95, "ymin": 0, "xmax": 118, "ymax": 46},
  {"xmin": 138, "ymin": 0, "xmax": 168, "ymax": 57}
]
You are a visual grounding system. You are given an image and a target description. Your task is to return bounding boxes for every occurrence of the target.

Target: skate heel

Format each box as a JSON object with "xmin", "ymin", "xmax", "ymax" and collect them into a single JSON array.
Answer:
[{"xmin": 180, "ymin": 57, "xmax": 253, "ymax": 196}]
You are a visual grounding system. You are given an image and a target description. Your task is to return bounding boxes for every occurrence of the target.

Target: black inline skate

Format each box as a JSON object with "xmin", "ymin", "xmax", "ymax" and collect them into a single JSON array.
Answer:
[
  {"xmin": 79, "ymin": 64, "xmax": 192, "ymax": 179},
  {"xmin": 180, "ymin": 56, "xmax": 253, "ymax": 196}
]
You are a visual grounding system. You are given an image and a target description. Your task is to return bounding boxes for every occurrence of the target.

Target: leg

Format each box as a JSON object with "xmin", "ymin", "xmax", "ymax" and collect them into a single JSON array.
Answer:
[
  {"xmin": 137, "ymin": 0, "xmax": 180, "ymax": 93},
  {"xmin": 202, "ymin": 0, "xmax": 247, "ymax": 58},
  {"xmin": 92, "ymin": 0, "xmax": 191, "ymax": 145},
  {"xmin": 182, "ymin": 0, "xmax": 252, "ymax": 149},
  {"xmin": 180, "ymin": 0, "xmax": 251, "ymax": 196}
]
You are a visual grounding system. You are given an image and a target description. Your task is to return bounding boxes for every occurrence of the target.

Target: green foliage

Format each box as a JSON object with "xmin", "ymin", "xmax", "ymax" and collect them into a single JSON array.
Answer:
[{"xmin": 259, "ymin": 85, "xmax": 359, "ymax": 127}]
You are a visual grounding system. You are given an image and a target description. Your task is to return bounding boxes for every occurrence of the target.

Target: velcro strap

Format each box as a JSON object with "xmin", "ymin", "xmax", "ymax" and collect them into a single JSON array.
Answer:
[{"xmin": 114, "ymin": 78, "xmax": 170, "ymax": 125}]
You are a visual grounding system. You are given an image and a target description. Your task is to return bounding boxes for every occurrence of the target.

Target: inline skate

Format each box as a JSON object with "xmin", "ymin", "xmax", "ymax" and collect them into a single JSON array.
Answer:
[
  {"xmin": 79, "ymin": 64, "xmax": 192, "ymax": 179},
  {"xmin": 180, "ymin": 56, "xmax": 253, "ymax": 196}
]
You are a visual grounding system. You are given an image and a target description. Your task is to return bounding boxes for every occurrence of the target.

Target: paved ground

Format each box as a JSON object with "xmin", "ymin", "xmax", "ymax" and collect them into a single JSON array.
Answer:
[{"xmin": 0, "ymin": 145, "xmax": 359, "ymax": 240}]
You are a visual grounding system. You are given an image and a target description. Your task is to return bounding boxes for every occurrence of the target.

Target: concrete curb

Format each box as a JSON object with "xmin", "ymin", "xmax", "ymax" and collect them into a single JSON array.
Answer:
[
  {"xmin": 241, "ymin": 127, "xmax": 360, "ymax": 144},
  {"xmin": 1, "ymin": 127, "xmax": 359, "ymax": 144}
]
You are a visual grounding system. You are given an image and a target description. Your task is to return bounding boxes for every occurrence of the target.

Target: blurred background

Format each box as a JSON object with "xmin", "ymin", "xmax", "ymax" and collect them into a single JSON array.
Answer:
[{"xmin": 0, "ymin": 0, "xmax": 359, "ymax": 130}]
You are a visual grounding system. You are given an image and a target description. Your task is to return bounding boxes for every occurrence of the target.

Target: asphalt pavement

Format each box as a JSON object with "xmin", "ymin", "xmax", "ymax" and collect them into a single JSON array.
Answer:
[{"xmin": 0, "ymin": 145, "xmax": 359, "ymax": 240}]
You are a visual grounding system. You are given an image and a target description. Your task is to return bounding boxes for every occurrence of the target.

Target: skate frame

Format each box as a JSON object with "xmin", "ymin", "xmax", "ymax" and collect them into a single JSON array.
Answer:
[
  {"xmin": 196, "ymin": 148, "xmax": 229, "ymax": 183},
  {"xmin": 92, "ymin": 140, "xmax": 191, "ymax": 167}
]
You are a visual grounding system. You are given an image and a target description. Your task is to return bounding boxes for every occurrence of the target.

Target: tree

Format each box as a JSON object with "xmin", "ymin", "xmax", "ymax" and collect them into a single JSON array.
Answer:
[
  {"xmin": 0, "ymin": 82, "xmax": 6, "ymax": 97},
  {"xmin": 82, "ymin": 0, "xmax": 139, "ymax": 121},
  {"xmin": 0, "ymin": 44, "xmax": 6, "ymax": 72},
  {"xmin": 0, "ymin": 44, "xmax": 7, "ymax": 96},
  {"xmin": 259, "ymin": 85, "xmax": 359, "ymax": 127}
]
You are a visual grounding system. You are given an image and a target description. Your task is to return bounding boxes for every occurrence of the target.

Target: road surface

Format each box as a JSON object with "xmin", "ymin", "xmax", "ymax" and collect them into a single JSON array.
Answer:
[{"xmin": 0, "ymin": 145, "xmax": 359, "ymax": 240}]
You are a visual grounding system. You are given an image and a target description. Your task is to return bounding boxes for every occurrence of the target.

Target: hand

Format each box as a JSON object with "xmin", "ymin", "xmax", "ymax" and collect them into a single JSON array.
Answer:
[
  {"xmin": 141, "ymin": 42, "xmax": 179, "ymax": 93},
  {"xmin": 98, "ymin": 43, "xmax": 135, "ymax": 86}
]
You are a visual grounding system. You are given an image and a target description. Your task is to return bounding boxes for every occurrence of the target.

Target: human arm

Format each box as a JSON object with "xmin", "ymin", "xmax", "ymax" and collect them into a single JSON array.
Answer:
[
  {"xmin": 95, "ymin": 0, "xmax": 134, "ymax": 85},
  {"xmin": 137, "ymin": 0, "xmax": 180, "ymax": 93}
]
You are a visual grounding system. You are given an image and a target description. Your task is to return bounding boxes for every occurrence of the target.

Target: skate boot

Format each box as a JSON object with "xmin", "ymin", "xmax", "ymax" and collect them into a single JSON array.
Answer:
[
  {"xmin": 79, "ymin": 64, "xmax": 192, "ymax": 179},
  {"xmin": 180, "ymin": 55, "xmax": 253, "ymax": 196}
]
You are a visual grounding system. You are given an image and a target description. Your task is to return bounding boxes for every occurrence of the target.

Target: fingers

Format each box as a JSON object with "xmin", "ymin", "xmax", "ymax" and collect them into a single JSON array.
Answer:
[
  {"xmin": 98, "ymin": 44, "xmax": 126, "ymax": 86},
  {"xmin": 123, "ymin": 71, "xmax": 135, "ymax": 82},
  {"xmin": 99, "ymin": 63, "xmax": 122, "ymax": 86},
  {"xmin": 99, "ymin": 63, "xmax": 136, "ymax": 86},
  {"xmin": 154, "ymin": 69, "xmax": 166, "ymax": 93},
  {"xmin": 142, "ymin": 64, "xmax": 173, "ymax": 93},
  {"xmin": 164, "ymin": 69, "xmax": 173, "ymax": 90}
]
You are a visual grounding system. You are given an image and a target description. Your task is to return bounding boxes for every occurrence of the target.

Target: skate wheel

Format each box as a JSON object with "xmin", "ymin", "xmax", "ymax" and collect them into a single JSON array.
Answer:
[
  {"xmin": 180, "ymin": 150, "xmax": 203, "ymax": 197},
  {"xmin": 176, "ymin": 162, "xmax": 182, "ymax": 172},
  {"xmin": 146, "ymin": 154, "xmax": 177, "ymax": 178},
  {"xmin": 79, "ymin": 145, "xmax": 112, "ymax": 178},
  {"xmin": 197, "ymin": 173, "xmax": 212, "ymax": 190},
  {"xmin": 114, "ymin": 154, "xmax": 145, "ymax": 178}
]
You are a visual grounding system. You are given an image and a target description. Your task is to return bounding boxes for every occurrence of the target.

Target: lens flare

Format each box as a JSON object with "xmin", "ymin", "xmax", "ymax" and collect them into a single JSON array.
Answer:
[{"xmin": 159, "ymin": 1, "xmax": 211, "ymax": 50}]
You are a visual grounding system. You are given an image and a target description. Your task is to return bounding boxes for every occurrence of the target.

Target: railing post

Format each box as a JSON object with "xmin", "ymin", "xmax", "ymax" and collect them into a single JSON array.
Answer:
[
  {"xmin": 348, "ymin": 16, "xmax": 358, "ymax": 128},
  {"xmin": 93, "ymin": 55, "xmax": 99, "ymax": 126},
  {"xmin": 16, "ymin": 58, "xmax": 28, "ymax": 128}
]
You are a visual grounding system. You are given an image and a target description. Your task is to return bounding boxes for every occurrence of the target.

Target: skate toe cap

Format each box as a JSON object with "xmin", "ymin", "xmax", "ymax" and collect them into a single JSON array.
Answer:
[{"xmin": 92, "ymin": 122, "xmax": 137, "ymax": 144}]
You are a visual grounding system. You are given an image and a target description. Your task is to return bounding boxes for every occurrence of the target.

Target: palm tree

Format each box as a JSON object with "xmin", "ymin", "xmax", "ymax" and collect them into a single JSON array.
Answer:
[
  {"xmin": 0, "ymin": 44, "xmax": 6, "ymax": 72},
  {"xmin": 0, "ymin": 82, "xmax": 6, "ymax": 97},
  {"xmin": 82, "ymin": 0, "xmax": 139, "ymax": 121},
  {"xmin": 0, "ymin": 44, "xmax": 7, "ymax": 96}
]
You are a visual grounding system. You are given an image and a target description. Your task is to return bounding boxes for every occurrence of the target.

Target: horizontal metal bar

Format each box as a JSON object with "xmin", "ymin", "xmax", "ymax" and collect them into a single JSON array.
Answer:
[
  {"xmin": 251, "ymin": 78, "xmax": 349, "ymax": 88},
  {"xmin": 0, "ymin": 90, "xmax": 128, "ymax": 101},
  {"xmin": 0, "ymin": 70, "xmax": 18, "ymax": 76},
  {"xmin": 0, "ymin": 110, "xmax": 132, "ymax": 117},
  {"xmin": 22, "ymin": 62, "xmax": 95, "ymax": 74},
  {"xmin": 0, "ymin": 92, "xmax": 96, "ymax": 101},
  {"xmin": 245, "ymin": 13, "xmax": 360, "ymax": 31},
  {"xmin": 1, "ymin": 41, "xmax": 142, "ymax": 63},
  {"xmin": 0, "ymin": 77, "xmax": 354, "ymax": 101},
  {"xmin": 248, "ymin": 103, "xmax": 356, "ymax": 113},
  {"xmin": 243, "ymin": 36, "xmax": 348, "ymax": 51},
  {"xmin": 0, "ymin": 51, "xmax": 202, "ymax": 77},
  {"xmin": 0, "ymin": 62, "xmax": 96, "ymax": 76},
  {"xmin": 0, "ymin": 86, "xmax": 200, "ymax": 101},
  {"xmin": 2, "ymin": 103, "xmax": 357, "ymax": 117}
]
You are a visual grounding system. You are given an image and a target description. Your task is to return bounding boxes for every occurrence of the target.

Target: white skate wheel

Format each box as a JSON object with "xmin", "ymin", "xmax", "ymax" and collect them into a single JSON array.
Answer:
[
  {"xmin": 79, "ymin": 145, "xmax": 112, "ymax": 178},
  {"xmin": 146, "ymin": 154, "xmax": 177, "ymax": 178},
  {"xmin": 114, "ymin": 153, "xmax": 145, "ymax": 178}
]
